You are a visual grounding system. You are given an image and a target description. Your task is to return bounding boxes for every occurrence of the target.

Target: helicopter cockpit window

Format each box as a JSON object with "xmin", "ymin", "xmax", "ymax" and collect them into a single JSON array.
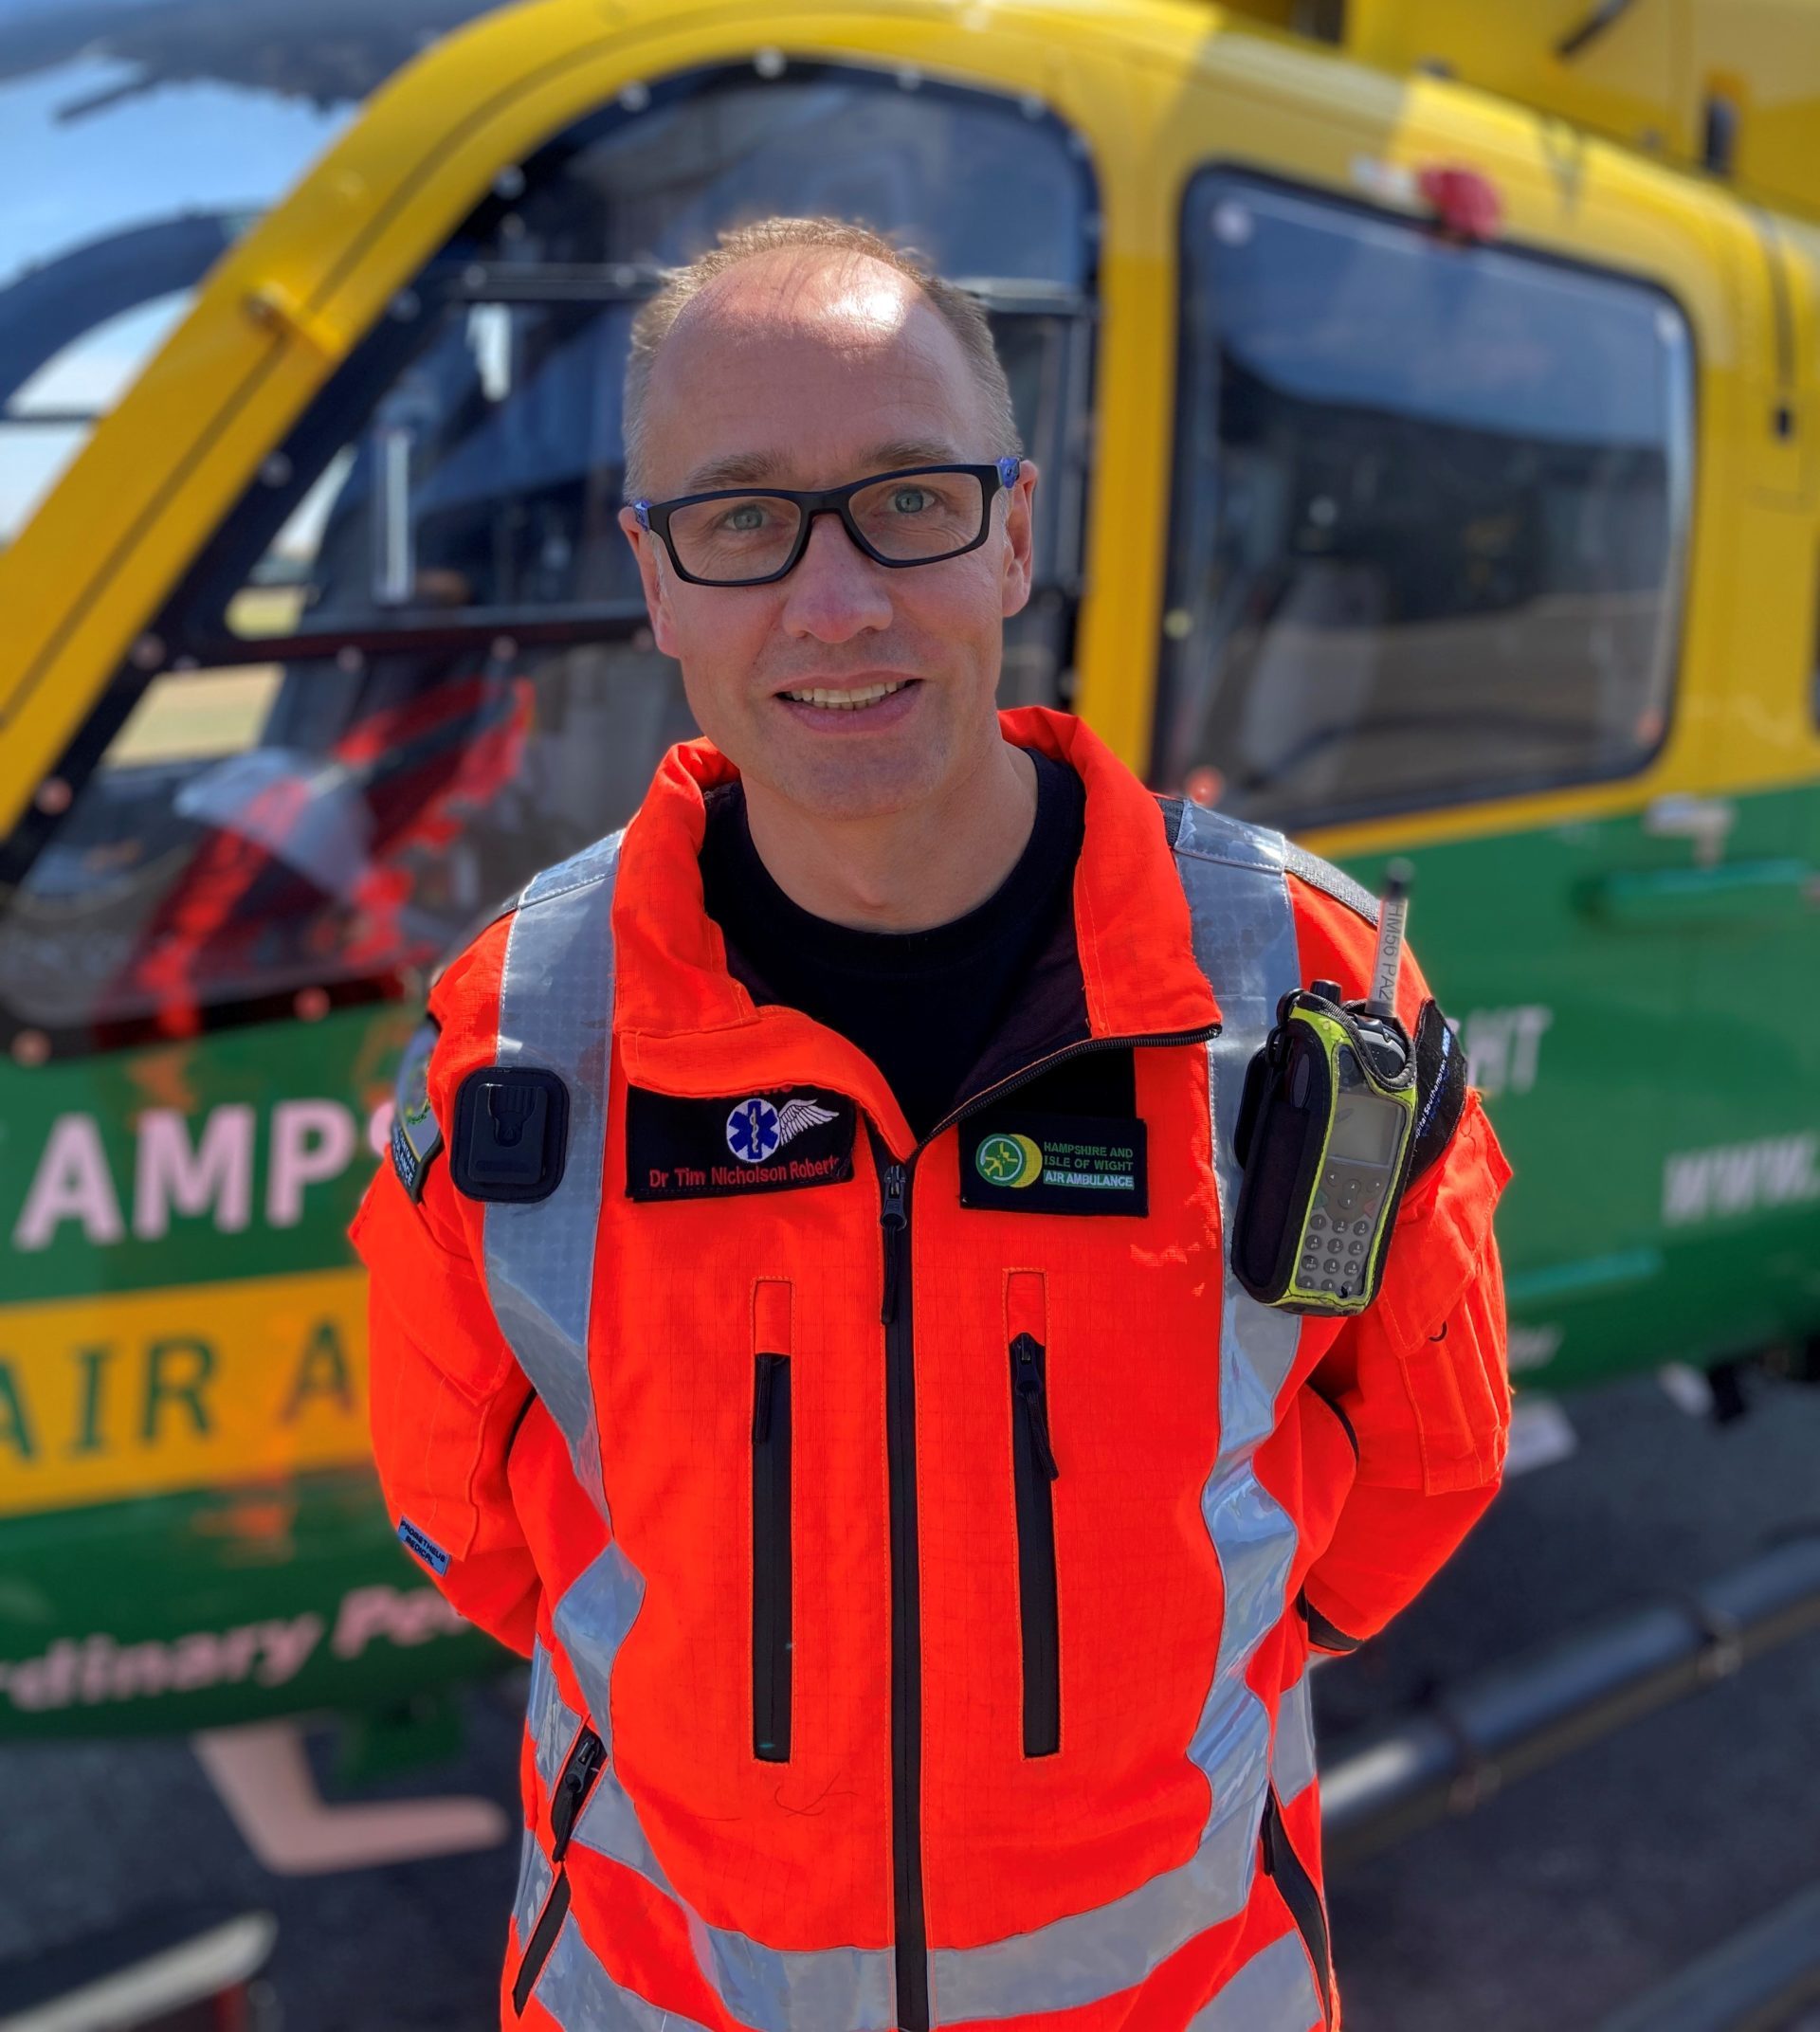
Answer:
[
  {"xmin": 1157, "ymin": 174, "xmax": 1694, "ymax": 827},
  {"xmin": 199, "ymin": 66, "xmax": 1095, "ymax": 660},
  {"xmin": 0, "ymin": 64, "xmax": 1098, "ymax": 1058}
]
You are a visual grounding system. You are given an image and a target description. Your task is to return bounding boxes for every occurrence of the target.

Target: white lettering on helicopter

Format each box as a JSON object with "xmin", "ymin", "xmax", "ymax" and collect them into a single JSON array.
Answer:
[
  {"xmin": 1662, "ymin": 1133, "xmax": 1820, "ymax": 1226},
  {"xmin": 12, "ymin": 1098, "xmax": 369, "ymax": 1251},
  {"xmin": 1457, "ymin": 1005, "xmax": 1554, "ymax": 1098},
  {"xmin": 12, "ymin": 1115, "xmax": 122, "ymax": 1248},
  {"xmin": 0, "ymin": 1584, "xmax": 466, "ymax": 1714},
  {"xmin": 134, "ymin": 1105, "xmax": 255, "ymax": 1238}
]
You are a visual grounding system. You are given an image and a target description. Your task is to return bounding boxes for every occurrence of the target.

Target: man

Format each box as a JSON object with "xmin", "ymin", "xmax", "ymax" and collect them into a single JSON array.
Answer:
[{"xmin": 354, "ymin": 214, "xmax": 1512, "ymax": 2032}]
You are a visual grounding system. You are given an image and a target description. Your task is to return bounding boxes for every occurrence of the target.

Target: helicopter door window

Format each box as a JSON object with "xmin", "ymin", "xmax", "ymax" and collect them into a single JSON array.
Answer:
[
  {"xmin": 1158, "ymin": 174, "xmax": 1695, "ymax": 828},
  {"xmin": 0, "ymin": 63, "xmax": 1099, "ymax": 1061},
  {"xmin": 213, "ymin": 292, "xmax": 648, "ymax": 644},
  {"xmin": 0, "ymin": 638, "xmax": 695, "ymax": 1058}
]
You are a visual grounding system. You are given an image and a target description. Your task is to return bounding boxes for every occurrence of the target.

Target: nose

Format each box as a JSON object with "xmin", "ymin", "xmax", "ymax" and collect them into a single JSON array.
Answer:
[{"xmin": 777, "ymin": 508, "xmax": 894, "ymax": 644}]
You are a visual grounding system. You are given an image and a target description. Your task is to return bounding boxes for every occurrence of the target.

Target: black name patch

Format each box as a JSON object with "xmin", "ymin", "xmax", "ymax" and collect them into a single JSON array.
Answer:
[
  {"xmin": 960, "ymin": 1112, "xmax": 1148, "ymax": 1217},
  {"xmin": 627, "ymin": 1086, "xmax": 856, "ymax": 1201}
]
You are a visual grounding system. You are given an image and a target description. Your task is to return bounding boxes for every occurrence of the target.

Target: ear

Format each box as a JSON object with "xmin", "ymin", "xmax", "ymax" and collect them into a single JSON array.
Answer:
[
  {"xmin": 617, "ymin": 505, "xmax": 683, "ymax": 658},
  {"xmin": 999, "ymin": 460, "xmax": 1039, "ymax": 621}
]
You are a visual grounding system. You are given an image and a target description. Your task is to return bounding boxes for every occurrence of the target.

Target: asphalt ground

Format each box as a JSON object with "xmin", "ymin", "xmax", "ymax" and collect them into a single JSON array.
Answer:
[{"xmin": 1, "ymin": 1367, "xmax": 1817, "ymax": 2032}]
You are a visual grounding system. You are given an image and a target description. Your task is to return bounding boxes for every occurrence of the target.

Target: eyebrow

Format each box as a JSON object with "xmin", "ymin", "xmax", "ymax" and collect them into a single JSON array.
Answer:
[{"xmin": 676, "ymin": 438, "xmax": 966, "ymax": 495}]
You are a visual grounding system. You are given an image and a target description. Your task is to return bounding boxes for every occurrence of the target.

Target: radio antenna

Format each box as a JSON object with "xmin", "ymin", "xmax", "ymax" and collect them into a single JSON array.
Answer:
[{"xmin": 1365, "ymin": 860, "xmax": 1413, "ymax": 1017}]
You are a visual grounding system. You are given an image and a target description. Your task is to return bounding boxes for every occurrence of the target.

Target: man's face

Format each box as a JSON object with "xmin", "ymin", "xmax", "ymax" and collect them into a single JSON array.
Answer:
[{"xmin": 617, "ymin": 252, "xmax": 1038, "ymax": 821}]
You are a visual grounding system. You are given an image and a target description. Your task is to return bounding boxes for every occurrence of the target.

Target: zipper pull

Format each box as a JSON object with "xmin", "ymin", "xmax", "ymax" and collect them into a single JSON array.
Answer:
[
  {"xmin": 1010, "ymin": 1333, "xmax": 1059, "ymax": 1479},
  {"xmin": 880, "ymin": 1162, "xmax": 908, "ymax": 1325},
  {"xmin": 550, "ymin": 1728, "xmax": 605, "ymax": 1861}
]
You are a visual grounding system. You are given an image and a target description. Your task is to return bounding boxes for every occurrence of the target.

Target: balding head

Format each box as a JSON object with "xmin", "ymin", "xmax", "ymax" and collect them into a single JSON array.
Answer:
[{"xmin": 621, "ymin": 215, "xmax": 1019, "ymax": 503}]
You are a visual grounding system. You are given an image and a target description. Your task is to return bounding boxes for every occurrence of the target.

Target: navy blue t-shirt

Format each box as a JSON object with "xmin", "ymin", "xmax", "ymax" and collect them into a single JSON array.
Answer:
[{"xmin": 698, "ymin": 751, "xmax": 1086, "ymax": 1143}]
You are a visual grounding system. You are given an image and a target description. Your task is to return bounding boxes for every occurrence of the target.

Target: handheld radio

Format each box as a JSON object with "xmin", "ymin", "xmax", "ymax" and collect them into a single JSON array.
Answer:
[{"xmin": 1230, "ymin": 864, "xmax": 1420, "ymax": 1315}]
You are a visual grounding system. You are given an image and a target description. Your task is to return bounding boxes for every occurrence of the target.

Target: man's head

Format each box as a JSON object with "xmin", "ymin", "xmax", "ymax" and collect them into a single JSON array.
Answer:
[{"xmin": 617, "ymin": 218, "xmax": 1038, "ymax": 823}]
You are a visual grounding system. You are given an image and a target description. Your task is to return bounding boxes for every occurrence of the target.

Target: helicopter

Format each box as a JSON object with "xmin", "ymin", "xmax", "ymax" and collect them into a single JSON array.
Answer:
[{"xmin": 1, "ymin": 0, "xmax": 1816, "ymax": 1871}]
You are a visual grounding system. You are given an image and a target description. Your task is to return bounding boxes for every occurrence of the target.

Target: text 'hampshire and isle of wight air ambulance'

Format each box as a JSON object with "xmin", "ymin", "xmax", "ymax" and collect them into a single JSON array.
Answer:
[{"xmin": 354, "ymin": 215, "xmax": 1512, "ymax": 2032}]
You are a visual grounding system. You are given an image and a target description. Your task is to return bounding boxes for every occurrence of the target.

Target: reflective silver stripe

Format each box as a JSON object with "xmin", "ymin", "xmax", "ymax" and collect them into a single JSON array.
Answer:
[
  {"xmin": 1185, "ymin": 1930, "xmax": 1324, "ymax": 2032},
  {"xmin": 536, "ymin": 1908, "xmax": 716, "ymax": 2032},
  {"xmin": 528, "ymin": 1637, "xmax": 583, "ymax": 1798},
  {"xmin": 1272, "ymin": 1664, "xmax": 1318, "ymax": 1805},
  {"xmin": 514, "ymin": 1826, "xmax": 554, "ymax": 1975},
  {"xmin": 552, "ymin": 1538, "xmax": 675, "ymax": 1897},
  {"xmin": 1178, "ymin": 802, "xmax": 1305, "ymax": 1857},
  {"xmin": 484, "ymin": 830, "xmax": 624, "ymax": 1515},
  {"xmin": 928, "ymin": 805, "xmax": 1308, "ymax": 2024},
  {"xmin": 551, "ymin": 1536, "xmax": 899, "ymax": 2032}
]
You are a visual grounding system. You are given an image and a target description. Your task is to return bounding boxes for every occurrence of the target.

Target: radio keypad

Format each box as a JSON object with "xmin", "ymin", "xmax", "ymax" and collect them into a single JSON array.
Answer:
[{"xmin": 1303, "ymin": 1159, "xmax": 1390, "ymax": 1298}]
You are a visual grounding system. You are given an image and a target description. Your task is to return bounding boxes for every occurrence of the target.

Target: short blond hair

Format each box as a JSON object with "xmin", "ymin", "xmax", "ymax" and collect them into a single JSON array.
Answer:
[{"xmin": 622, "ymin": 215, "xmax": 1022, "ymax": 502}]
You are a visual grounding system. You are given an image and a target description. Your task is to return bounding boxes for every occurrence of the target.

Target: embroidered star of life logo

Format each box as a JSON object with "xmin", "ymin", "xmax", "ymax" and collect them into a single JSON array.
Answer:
[{"xmin": 725, "ymin": 1095, "xmax": 839, "ymax": 1164}]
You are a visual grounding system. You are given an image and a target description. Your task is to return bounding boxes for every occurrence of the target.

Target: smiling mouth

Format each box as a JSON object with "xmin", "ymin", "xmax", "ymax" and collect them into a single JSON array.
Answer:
[{"xmin": 777, "ymin": 679, "xmax": 914, "ymax": 713}]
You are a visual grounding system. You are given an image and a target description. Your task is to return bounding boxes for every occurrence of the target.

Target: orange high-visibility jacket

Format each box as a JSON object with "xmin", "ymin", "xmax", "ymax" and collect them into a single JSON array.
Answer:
[{"xmin": 353, "ymin": 705, "xmax": 1511, "ymax": 2032}]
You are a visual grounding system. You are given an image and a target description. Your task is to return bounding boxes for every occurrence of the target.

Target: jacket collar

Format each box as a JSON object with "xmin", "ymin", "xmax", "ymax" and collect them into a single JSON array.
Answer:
[{"xmin": 611, "ymin": 706, "xmax": 1220, "ymax": 1151}]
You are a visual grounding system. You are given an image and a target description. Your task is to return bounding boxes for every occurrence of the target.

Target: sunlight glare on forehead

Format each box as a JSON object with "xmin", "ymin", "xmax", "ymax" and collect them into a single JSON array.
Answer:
[{"xmin": 826, "ymin": 280, "xmax": 914, "ymax": 336}]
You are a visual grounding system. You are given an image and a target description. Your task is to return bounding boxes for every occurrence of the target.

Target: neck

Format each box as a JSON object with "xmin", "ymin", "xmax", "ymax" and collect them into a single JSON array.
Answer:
[{"xmin": 741, "ymin": 738, "xmax": 1040, "ymax": 932}]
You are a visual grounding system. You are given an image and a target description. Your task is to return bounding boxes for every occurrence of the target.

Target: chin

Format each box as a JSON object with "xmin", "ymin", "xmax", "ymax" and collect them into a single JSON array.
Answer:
[{"xmin": 773, "ymin": 746, "xmax": 946, "ymax": 824}]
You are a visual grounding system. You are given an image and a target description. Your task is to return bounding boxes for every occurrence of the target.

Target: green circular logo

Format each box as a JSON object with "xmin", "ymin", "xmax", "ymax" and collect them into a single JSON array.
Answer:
[{"xmin": 975, "ymin": 1133, "xmax": 1043, "ymax": 1188}]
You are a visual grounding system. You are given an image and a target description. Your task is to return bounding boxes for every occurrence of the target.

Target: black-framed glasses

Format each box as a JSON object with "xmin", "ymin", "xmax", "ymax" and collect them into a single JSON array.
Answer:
[{"xmin": 633, "ymin": 457, "xmax": 1022, "ymax": 586}]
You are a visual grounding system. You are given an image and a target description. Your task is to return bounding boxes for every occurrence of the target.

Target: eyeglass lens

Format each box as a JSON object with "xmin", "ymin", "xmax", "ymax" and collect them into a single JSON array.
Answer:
[{"xmin": 666, "ymin": 472, "xmax": 988, "ymax": 581}]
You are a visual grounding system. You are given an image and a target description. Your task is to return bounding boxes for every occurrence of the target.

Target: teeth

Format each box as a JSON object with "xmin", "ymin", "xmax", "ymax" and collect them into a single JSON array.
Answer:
[{"xmin": 781, "ymin": 680, "xmax": 906, "ymax": 710}]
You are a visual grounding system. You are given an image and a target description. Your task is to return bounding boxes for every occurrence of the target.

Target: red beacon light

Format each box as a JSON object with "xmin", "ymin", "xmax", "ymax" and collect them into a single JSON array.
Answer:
[{"xmin": 1417, "ymin": 164, "xmax": 1503, "ymax": 243}]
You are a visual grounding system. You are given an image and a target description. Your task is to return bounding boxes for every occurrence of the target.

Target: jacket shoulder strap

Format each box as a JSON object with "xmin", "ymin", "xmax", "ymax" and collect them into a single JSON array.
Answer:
[{"xmin": 478, "ymin": 828, "xmax": 625, "ymax": 1514}]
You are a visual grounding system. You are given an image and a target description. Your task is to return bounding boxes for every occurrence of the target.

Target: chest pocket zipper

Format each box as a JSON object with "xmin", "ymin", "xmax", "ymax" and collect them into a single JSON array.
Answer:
[
  {"xmin": 1009, "ymin": 1327, "xmax": 1061, "ymax": 1756},
  {"xmin": 751, "ymin": 1277, "xmax": 794, "ymax": 1763},
  {"xmin": 753, "ymin": 1350, "xmax": 793, "ymax": 1761},
  {"xmin": 1259, "ymin": 1781, "xmax": 1335, "ymax": 2027},
  {"xmin": 514, "ymin": 1723, "xmax": 605, "ymax": 2014}
]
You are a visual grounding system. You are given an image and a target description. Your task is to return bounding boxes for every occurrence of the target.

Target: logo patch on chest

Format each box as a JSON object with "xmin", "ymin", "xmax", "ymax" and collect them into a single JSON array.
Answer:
[
  {"xmin": 960, "ymin": 1112, "xmax": 1148, "ymax": 1216},
  {"xmin": 628, "ymin": 1086, "xmax": 856, "ymax": 1200}
]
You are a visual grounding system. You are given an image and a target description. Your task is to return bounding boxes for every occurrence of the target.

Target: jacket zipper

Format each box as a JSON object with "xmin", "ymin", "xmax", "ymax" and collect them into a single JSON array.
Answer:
[
  {"xmin": 874, "ymin": 1135, "xmax": 928, "ymax": 2032},
  {"xmin": 513, "ymin": 1723, "xmax": 605, "ymax": 2013},
  {"xmin": 752, "ymin": 1352, "xmax": 792, "ymax": 1761},
  {"xmin": 1009, "ymin": 1331, "xmax": 1061, "ymax": 1756},
  {"xmin": 1259, "ymin": 1780, "xmax": 1335, "ymax": 2028},
  {"xmin": 871, "ymin": 1021, "xmax": 1219, "ymax": 2032}
]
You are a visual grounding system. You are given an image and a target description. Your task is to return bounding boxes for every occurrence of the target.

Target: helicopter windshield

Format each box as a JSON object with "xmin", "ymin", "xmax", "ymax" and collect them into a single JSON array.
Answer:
[{"xmin": 0, "ymin": 0, "xmax": 501, "ymax": 542}]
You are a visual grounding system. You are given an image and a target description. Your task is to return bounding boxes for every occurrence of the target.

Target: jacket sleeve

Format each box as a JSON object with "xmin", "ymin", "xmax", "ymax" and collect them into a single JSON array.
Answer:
[
  {"xmin": 1298, "ymin": 1086, "xmax": 1514, "ymax": 1653},
  {"xmin": 351, "ymin": 1114, "xmax": 543, "ymax": 1660}
]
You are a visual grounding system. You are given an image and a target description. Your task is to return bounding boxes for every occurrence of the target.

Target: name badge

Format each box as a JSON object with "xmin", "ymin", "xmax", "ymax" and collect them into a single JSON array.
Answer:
[
  {"xmin": 961, "ymin": 1113, "xmax": 1148, "ymax": 1217},
  {"xmin": 627, "ymin": 1086, "xmax": 856, "ymax": 1201}
]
